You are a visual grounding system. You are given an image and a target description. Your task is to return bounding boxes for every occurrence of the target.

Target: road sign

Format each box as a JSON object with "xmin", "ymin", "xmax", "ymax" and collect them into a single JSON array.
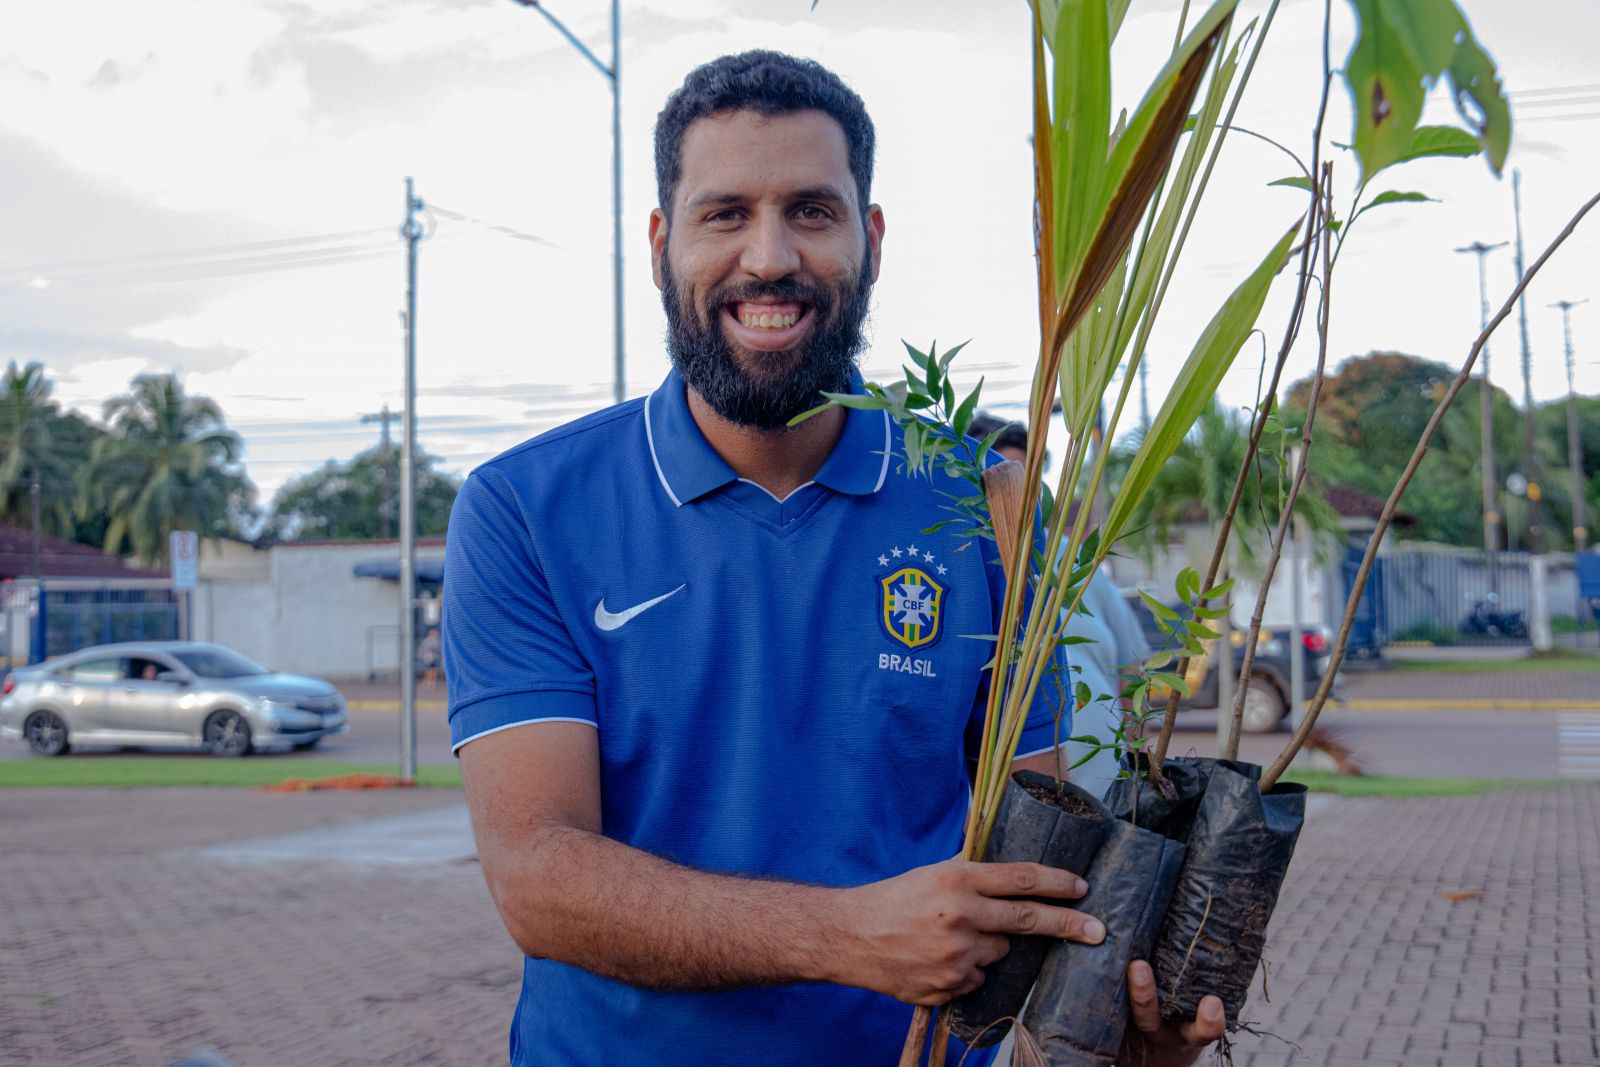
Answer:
[{"xmin": 170, "ymin": 530, "xmax": 199, "ymax": 590}]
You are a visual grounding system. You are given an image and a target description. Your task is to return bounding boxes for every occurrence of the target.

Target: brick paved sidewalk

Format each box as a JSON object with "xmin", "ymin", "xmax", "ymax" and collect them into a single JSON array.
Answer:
[{"xmin": 2, "ymin": 785, "xmax": 1596, "ymax": 1066}]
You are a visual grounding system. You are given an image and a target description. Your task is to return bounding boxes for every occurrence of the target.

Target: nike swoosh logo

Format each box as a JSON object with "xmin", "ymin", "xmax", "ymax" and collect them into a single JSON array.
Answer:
[{"xmin": 594, "ymin": 584, "xmax": 687, "ymax": 632}]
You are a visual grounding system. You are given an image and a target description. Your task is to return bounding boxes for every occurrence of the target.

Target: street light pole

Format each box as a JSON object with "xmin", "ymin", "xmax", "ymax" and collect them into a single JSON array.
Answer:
[
  {"xmin": 1455, "ymin": 240, "xmax": 1507, "ymax": 558},
  {"xmin": 511, "ymin": 0, "xmax": 625, "ymax": 405},
  {"xmin": 1512, "ymin": 171, "xmax": 1544, "ymax": 553},
  {"xmin": 399, "ymin": 177, "xmax": 425, "ymax": 784},
  {"xmin": 1552, "ymin": 299, "xmax": 1589, "ymax": 552}
]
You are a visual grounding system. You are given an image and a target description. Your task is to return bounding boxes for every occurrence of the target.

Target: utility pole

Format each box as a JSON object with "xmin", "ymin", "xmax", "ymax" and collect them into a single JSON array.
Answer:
[
  {"xmin": 361, "ymin": 404, "xmax": 397, "ymax": 540},
  {"xmin": 1138, "ymin": 353, "xmax": 1151, "ymax": 431},
  {"xmin": 29, "ymin": 471, "xmax": 41, "ymax": 581},
  {"xmin": 398, "ymin": 177, "xmax": 425, "ymax": 784},
  {"xmin": 1553, "ymin": 299, "xmax": 1589, "ymax": 551},
  {"xmin": 1512, "ymin": 171, "xmax": 1543, "ymax": 553},
  {"xmin": 509, "ymin": 0, "xmax": 625, "ymax": 404},
  {"xmin": 1455, "ymin": 240, "xmax": 1507, "ymax": 557}
]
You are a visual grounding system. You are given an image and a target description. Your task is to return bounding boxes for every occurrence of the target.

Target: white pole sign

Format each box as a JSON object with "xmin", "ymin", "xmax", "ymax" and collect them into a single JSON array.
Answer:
[{"xmin": 170, "ymin": 530, "xmax": 199, "ymax": 591}]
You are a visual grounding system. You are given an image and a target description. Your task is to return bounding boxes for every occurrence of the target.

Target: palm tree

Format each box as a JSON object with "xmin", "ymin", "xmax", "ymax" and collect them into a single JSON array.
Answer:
[
  {"xmin": 80, "ymin": 374, "xmax": 254, "ymax": 564},
  {"xmin": 1107, "ymin": 398, "xmax": 1342, "ymax": 571},
  {"xmin": 0, "ymin": 361, "xmax": 76, "ymax": 536}
]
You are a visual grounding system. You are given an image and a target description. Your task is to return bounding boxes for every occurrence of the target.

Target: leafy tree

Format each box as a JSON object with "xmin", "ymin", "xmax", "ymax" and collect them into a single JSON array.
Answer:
[
  {"xmin": 1534, "ymin": 395, "xmax": 1600, "ymax": 549},
  {"xmin": 80, "ymin": 374, "xmax": 255, "ymax": 564},
  {"xmin": 262, "ymin": 444, "xmax": 460, "ymax": 542},
  {"xmin": 0, "ymin": 361, "xmax": 105, "ymax": 541},
  {"xmin": 1285, "ymin": 351, "xmax": 1560, "ymax": 547}
]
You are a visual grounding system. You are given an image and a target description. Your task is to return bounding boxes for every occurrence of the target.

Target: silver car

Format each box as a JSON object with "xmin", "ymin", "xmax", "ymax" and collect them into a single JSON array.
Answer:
[{"xmin": 0, "ymin": 642, "xmax": 348, "ymax": 758}]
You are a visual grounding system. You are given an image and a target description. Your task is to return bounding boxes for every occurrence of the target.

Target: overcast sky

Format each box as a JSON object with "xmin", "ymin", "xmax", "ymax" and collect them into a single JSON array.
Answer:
[{"xmin": 1, "ymin": 0, "xmax": 1597, "ymax": 503}]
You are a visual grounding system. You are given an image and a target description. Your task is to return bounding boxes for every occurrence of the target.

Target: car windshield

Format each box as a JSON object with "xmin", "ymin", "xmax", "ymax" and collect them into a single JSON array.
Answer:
[{"xmin": 170, "ymin": 647, "xmax": 270, "ymax": 679}]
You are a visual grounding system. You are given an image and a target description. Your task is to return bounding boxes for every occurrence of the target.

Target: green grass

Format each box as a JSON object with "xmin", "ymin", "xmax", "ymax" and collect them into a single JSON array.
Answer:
[
  {"xmin": 1283, "ymin": 769, "xmax": 1568, "ymax": 797},
  {"xmin": 0, "ymin": 757, "xmax": 462, "ymax": 789},
  {"xmin": 1388, "ymin": 650, "xmax": 1600, "ymax": 673}
]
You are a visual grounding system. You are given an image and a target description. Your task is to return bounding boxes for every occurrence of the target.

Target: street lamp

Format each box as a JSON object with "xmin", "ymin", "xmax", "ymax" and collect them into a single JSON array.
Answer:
[
  {"xmin": 1454, "ymin": 240, "xmax": 1507, "ymax": 559},
  {"xmin": 510, "ymin": 0, "xmax": 626, "ymax": 405}
]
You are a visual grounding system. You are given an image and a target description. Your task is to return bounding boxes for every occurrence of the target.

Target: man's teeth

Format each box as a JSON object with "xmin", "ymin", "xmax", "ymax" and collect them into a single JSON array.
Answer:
[{"xmin": 738, "ymin": 309, "xmax": 800, "ymax": 329}]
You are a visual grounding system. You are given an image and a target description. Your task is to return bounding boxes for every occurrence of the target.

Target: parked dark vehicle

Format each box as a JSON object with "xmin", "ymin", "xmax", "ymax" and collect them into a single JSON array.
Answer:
[
  {"xmin": 1124, "ymin": 592, "xmax": 1338, "ymax": 733},
  {"xmin": 1460, "ymin": 593, "xmax": 1528, "ymax": 640},
  {"xmin": 0, "ymin": 642, "xmax": 347, "ymax": 757}
]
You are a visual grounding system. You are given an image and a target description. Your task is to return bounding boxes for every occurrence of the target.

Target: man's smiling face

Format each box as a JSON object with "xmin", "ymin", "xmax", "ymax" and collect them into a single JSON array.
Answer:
[{"xmin": 650, "ymin": 108, "xmax": 886, "ymax": 429}]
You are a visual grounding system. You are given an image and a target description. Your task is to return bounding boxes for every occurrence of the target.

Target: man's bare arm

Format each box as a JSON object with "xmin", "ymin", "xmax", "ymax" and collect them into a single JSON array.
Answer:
[{"xmin": 460, "ymin": 722, "xmax": 1105, "ymax": 1005}]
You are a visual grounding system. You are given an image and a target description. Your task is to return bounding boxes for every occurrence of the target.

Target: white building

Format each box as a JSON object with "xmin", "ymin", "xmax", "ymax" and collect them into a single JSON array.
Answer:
[{"xmin": 193, "ymin": 537, "xmax": 445, "ymax": 680}]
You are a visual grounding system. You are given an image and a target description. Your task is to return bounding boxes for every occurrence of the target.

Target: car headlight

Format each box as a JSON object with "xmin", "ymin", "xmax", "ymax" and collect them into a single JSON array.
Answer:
[
  {"xmin": 1258, "ymin": 638, "xmax": 1284, "ymax": 657},
  {"xmin": 257, "ymin": 698, "xmax": 298, "ymax": 718}
]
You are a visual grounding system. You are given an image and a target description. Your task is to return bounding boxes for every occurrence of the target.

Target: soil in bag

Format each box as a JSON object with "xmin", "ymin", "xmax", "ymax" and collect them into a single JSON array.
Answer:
[
  {"xmin": 1148, "ymin": 764, "xmax": 1307, "ymax": 1023},
  {"xmin": 947, "ymin": 771, "xmax": 1112, "ymax": 1048},
  {"xmin": 1018, "ymin": 817, "xmax": 1187, "ymax": 1066},
  {"xmin": 1104, "ymin": 755, "xmax": 1259, "ymax": 841}
]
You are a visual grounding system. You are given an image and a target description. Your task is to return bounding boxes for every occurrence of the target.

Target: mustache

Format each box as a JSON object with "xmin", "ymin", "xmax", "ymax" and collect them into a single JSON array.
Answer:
[{"xmin": 705, "ymin": 278, "xmax": 832, "ymax": 312}]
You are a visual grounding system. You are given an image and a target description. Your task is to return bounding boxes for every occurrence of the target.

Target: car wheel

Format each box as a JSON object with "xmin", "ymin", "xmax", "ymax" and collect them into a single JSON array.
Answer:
[
  {"xmin": 1241, "ymin": 676, "xmax": 1287, "ymax": 734},
  {"xmin": 24, "ymin": 710, "xmax": 71, "ymax": 757},
  {"xmin": 205, "ymin": 710, "xmax": 252, "ymax": 758}
]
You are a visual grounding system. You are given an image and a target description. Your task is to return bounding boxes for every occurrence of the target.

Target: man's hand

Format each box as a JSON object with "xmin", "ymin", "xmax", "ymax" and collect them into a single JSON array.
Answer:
[
  {"xmin": 1117, "ymin": 960, "xmax": 1227, "ymax": 1066},
  {"xmin": 829, "ymin": 859, "xmax": 1103, "ymax": 1006}
]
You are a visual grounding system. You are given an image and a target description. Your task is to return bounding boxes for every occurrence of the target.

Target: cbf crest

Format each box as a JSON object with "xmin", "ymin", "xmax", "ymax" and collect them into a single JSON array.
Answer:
[{"xmin": 879, "ymin": 564, "xmax": 946, "ymax": 650}]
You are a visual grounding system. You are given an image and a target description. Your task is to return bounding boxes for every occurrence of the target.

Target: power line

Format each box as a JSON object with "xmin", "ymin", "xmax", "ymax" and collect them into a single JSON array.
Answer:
[
  {"xmin": 1510, "ymin": 81, "xmax": 1600, "ymax": 98},
  {"xmin": 0, "ymin": 226, "xmax": 395, "ymax": 277}
]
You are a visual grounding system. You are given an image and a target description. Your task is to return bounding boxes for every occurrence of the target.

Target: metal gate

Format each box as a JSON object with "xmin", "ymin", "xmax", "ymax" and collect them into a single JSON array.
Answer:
[
  {"xmin": 1379, "ymin": 550, "xmax": 1533, "ymax": 646},
  {"xmin": 35, "ymin": 579, "xmax": 182, "ymax": 661}
]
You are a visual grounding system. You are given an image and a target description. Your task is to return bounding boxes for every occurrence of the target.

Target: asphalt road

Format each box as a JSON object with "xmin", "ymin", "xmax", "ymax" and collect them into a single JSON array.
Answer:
[{"xmin": 5, "ymin": 695, "xmax": 1597, "ymax": 781}]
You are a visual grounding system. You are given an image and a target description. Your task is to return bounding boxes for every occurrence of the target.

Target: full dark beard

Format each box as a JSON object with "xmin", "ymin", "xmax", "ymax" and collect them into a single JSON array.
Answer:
[{"xmin": 660, "ymin": 251, "xmax": 873, "ymax": 430}]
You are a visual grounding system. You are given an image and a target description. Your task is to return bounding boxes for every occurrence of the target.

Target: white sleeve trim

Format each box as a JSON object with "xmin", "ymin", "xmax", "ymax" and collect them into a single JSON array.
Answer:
[
  {"xmin": 1012, "ymin": 743, "xmax": 1062, "ymax": 761},
  {"xmin": 451, "ymin": 716, "xmax": 598, "ymax": 754}
]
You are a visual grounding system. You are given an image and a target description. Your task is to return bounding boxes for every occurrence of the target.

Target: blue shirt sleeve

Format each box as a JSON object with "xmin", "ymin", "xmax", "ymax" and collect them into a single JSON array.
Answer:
[{"xmin": 442, "ymin": 467, "xmax": 597, "ymax": 753}]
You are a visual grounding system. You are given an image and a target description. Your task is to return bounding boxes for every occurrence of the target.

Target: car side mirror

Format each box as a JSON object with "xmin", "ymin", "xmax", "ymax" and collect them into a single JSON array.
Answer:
[{"xmin": 157, "ymin": 671, "xmax": 192, "ymax": 686}]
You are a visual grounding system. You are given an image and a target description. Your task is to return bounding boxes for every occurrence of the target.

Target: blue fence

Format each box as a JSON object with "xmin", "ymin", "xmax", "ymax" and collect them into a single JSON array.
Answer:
[{"xmin": 32, "ymin": 581, "xmax": 182, "ymax": 662}]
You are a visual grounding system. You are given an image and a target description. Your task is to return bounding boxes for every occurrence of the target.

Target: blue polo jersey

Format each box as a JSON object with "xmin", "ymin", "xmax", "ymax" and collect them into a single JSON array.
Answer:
[{"xmin": 443, "ymin": 367, "xmax": 1068, "ymax": 1066}]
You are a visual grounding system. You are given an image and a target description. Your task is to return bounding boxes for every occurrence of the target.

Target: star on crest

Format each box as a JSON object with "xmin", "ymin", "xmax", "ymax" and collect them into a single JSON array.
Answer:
[
  {"xmin": 908, "ymin": 544, "xmax": 920, "ymax": 556},
  {"xmin": 877, "ymin": 555, "xmax": 889, "ymax": 567},
  {"xmin": 922, "ymin": 550, "xmax": 935, "ymax": 562},
  {"xmin": 937, "ymin": 564, "xmax": 948, "ymax": 576},
  {"xmin": 890, "ymin": 546, "xmax": 903, "ymax": 558}
]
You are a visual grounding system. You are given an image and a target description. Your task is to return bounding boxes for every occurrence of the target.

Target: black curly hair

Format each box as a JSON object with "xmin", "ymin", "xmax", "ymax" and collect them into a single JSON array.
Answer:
[{"xmin": 653, "ymin": 50, "xmax": 876, "ymax": 221}]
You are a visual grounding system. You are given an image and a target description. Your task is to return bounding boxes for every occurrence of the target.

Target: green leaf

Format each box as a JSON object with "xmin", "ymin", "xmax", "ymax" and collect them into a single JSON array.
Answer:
[
  {"xmin": 1443, "ymin": 37, "xmax": 1511, "ymax": 174},
  {"xmin": 1176, "ymin": 566, "xmax": 1201, "ymax": 603},
  {"xmin": 1344, "ymin": 0, "xmax": 1426, "ymax": 182},
  {"xmin": 1201, "ymin": 576, "xmax": 1235, "ymax": 599},
  {"xmin": 1386, "ymin": 125, "xmax": 1481, "ymax": 167},
  {"xmin": 818, "ymin": 391, "xmax": 887, "ymax": 411},
  {"xmin": 1149, "ymin": 671, "xmax": 1191, "ymax": 696},
  {"xmin": 1269, "ymin": 176, "xmax": 1314, "ymax": 192},
  {"xmin": 786, "ymin": 401, "xmax": 834, "ymax": 427},
  {"xmin": 938, "ymin": 339, "xmax": 970, "ymax": 371},
  {"xmin": 903, "ymin": 420, "xmax": 924, "ymax": 473},
  {"xmin": 952, "ymin": 378, "xmax": 984, "ymax": 439},
  {"xmin": 1105, "ymin": 220, "xmax": 1301, "ymax": 546},
  {"xmin": 1050, "ymin": 0, "xmax": 1113, "ymax": 289},
  {"xmin": 1139, "ymin": 590, "xmax": 1180, "ymax": 621},
  {"xmin": 1374, "ymin": 0, "xmax": 1459, "ymax": 74}
]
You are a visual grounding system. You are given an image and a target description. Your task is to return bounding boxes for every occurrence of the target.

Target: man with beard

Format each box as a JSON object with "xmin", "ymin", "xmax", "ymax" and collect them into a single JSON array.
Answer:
[{"xmin": 443, "ymin": 51, "xmax": 1224, "ymax": 1066}]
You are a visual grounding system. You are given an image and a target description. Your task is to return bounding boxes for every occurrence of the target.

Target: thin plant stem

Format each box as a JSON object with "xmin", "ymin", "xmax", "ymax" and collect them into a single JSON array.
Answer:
[
  {"xmin": 1225, "ymin": 165, "xmax": 1335, "ymax": 759},
  {"xmin": 1261, "ymin": 189, "xmax": 1600, "ymax": 789},
  {"xmin": 1152, "ymin": 0, "xmax": 1330, "ymax": 773}
]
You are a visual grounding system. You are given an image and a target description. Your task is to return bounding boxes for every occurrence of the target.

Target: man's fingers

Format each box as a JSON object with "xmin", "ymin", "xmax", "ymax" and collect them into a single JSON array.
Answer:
[
  {"xmin": 971, "ymin": 898, "xmax": 1106, "ymax": 944},
  {"xmin": 1126, "ymin": 960, "xmax": 1161, "ymax": 1032},
  {"xmin": 965, "ymin": 861, "xmax": 1087, "ymax": 900},
  {"xmin": 1177, "ymin": 995, "xmax": 1227, "ymax": 1045},
  {"xmin": 973, "ymin": 934, "xmax": 1011, "ymax": 967}
]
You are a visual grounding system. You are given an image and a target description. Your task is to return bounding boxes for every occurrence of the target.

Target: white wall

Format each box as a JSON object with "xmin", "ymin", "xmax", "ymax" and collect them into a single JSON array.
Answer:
[{"xmin": 193, "ymin": 540, "xmax": 445, "ymax": 680}]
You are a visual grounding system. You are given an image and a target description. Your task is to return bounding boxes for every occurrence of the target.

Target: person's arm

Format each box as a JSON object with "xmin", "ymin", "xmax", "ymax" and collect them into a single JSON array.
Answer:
[{"xmin": 461, "ymin": 721, "xmax": 1106, "ymax": 1005}]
